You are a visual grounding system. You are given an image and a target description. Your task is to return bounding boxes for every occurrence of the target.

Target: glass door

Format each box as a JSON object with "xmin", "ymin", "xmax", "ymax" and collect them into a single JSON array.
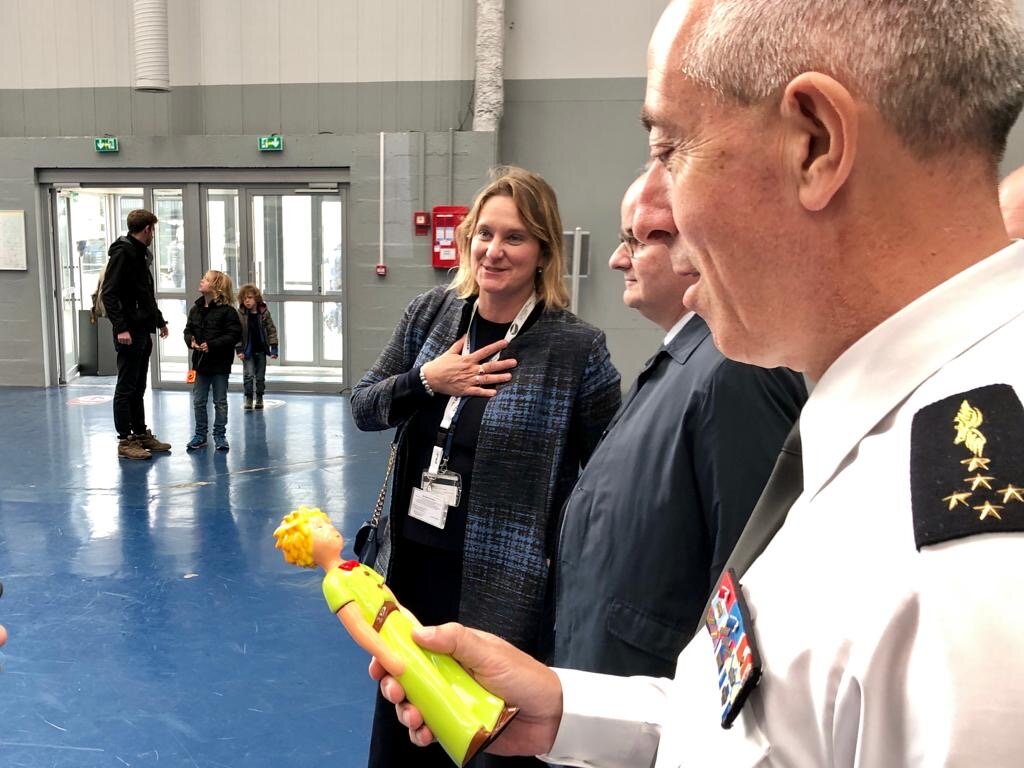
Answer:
[
  {"xmin": 50, "ymin": 187, "xmax": 145, "ymax": 382},
  {"xmin": 53, "ymin": 192, "xmax": 77, "ymax": 382},
  {"xmin": 153, "ymin": 188, "xmax": 190, "ymax": 383},
  {"xmin": 245, "ymin": 189, "xmax": 345, "ymax": 387}
]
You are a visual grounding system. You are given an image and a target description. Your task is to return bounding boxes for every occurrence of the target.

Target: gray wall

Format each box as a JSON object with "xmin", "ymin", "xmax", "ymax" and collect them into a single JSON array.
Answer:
[
  {"xmin": 1, "ymin": 0, "xmax": 1023, "ymax": 388},
  {"xmin": 0, "ymin": 115, "xmax": 497, "ymax": 387},
  {"xmin": 502, "ymin": 77, "xmax": 660, "ymax": 381}
]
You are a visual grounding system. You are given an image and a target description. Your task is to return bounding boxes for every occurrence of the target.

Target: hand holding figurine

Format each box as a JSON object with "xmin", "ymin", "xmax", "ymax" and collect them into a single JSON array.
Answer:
[{"xmin": 274, "ymin": 507, "xmax": 517, "ymax": 766}]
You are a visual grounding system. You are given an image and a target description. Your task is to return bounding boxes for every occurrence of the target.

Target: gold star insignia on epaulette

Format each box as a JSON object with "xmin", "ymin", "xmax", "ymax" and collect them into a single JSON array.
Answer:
[
  {"xmin": 960, "ymin": 456, "xmax": 991, "ymax": 471},
  {"xmin": 999, "ymin": 485, "xmax": 1024, "ymax": 504},
  {"xmin": 913, "ymin": 386, "xmax": 1024, "ymax": 550},
  {"xmin": 965, "ymin": 474, "xmax": 995, "ymax": 491},
  {"xmin": 973, "ymin": 501, "xmax": 1004, "ymax": 520},
  {"xmin": 942, "ymin": 491, "xmax": 972, "ymax": 510}
]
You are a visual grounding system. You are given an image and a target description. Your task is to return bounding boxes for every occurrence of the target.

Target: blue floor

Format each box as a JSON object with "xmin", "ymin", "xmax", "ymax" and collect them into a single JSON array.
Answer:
[{"xmin": 0, "ymin": 385, "xmax": 394, "ymax": 767}]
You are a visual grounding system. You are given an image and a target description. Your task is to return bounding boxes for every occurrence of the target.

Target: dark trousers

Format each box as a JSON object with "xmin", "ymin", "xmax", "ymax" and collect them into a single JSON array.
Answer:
[
  {"xmin": 113, "ymin": 332, "xmax": 153, "ymax": 439},
  {"xmin": 192, "ymin": 373, "xmax": 229, "ymax": 438},
  {"xmin": 242, "ymin": 352, "xmax": 267, "ymax": 396}
]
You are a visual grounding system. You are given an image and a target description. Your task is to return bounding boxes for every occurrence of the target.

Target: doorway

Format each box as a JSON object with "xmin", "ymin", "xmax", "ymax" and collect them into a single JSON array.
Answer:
[
  {"xmin": 51, "ymin": 187, "xmax": 144, "ymax": 383},
  {"xmin": 47, "ymin": 177, "xmax": 347, "ymax": 392}
]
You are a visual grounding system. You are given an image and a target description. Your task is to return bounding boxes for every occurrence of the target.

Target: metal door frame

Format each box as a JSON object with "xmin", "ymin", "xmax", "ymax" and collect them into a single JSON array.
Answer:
[
  {"xmin": 242, "ymin": 186, "xmax": 346, "ymax": 371},
  {"xmin": 39, "ymin": 170, "xmax": 350, "ymax": 391}
]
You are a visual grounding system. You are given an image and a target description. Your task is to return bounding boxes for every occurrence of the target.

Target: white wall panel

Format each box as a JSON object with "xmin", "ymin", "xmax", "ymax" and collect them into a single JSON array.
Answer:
[
  {"xmin": 169, "ymin": 0, "xmax": 201, "ymax": 85},
  {"xmin": 280, "ymin": 0, "xmax": 317, "ymax": 83},
  {"xmin": 54, "ymin": 0, "xmax": 83, "ymax": 88},
  {"xmin": 0, "ymin": 0, "xmax": 476, "ymax": 89},
  {"xmin": 317, "ymin": 0, "xmax": 358, "ymax": 82},
  {"xmin": 83, "ymin": 0, "xmax": 133, "ymax": 88},
  {"xmin": 200, "ymin": 0, "xmax": 243, "ymax": 85},
  {"xmin": 18, "ymin": 0, "xmax": 59, "ymax": 88},
  {"xmin": 505, "ymin": 0, "xmax": 669, "ymax": 80},
  {"xmin": 241, "ymin": 0, "xmax": 281, "ymax": 85},
  {"xmin": 0, "ymin": 0, "xmax": 25, "ymax": 88}
]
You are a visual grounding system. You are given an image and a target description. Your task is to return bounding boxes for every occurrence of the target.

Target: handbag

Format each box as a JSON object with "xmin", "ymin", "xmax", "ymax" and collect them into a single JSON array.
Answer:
[{"xmin": 354, "ymin": 440, "xmax": 398, "ymax": 565}]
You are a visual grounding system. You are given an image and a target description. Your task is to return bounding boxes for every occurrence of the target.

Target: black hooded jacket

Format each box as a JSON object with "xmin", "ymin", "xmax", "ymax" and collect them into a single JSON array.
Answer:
[
  {"xmin": 100, "ymin": 235, "xmax": 167, "ymax": 336},
  {"xmin": 183, "ymin": 297, "xmax": 242, "ymax": 375}
]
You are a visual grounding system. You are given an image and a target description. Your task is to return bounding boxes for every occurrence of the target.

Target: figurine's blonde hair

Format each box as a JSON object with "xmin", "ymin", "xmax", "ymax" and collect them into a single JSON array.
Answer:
[{"xmin": 274, "ymin": 506, "xmax": 332, "ymax": 568}]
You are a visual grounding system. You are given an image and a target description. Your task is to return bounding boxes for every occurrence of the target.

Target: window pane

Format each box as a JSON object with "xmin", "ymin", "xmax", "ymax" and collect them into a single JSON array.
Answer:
[
  {"xmin": 252, "ymin": 196, "xmax": 266, "ymax": 293},
  {"xmin": 283, "ymin": 302, "xmax": 313, "ymax": 362},
  {"xmin": 157, "ymin": 298, "xmax": 189, "ymax": 380},
  {"xmin": 207, "ymin": 189, "xmax": 241, "ymax": 289},
  {"xmin": 118, "ymin": 195, "xmax": 143, "ymax": 234},
  {"xmin": 154, "ymin": 189, "xmax": 185, "ymax": 292},
  {"xmin": 321, "ymin": 199, "xmax": 343, "ymax": 293},
  {"xmin": 322, "ymin": 302, "xmax": 343, "ymax": 361},
  {"xmin": 282, "ymin": 196, "xmax": 312, "ymax": 291}
]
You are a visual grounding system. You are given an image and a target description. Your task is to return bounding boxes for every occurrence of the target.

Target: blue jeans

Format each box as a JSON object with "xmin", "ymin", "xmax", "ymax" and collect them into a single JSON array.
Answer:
[
  {"xmin": 242, "ymin": 352, "xmax": 267, "ymax": 397},
  {"xmin": 192, "ymin": 373, "xmax": 229, "ymax": 438}
]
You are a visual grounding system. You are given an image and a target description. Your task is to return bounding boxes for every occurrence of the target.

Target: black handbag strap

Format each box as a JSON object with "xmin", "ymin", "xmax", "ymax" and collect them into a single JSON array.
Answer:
[
  {"xmin": 370, "ymin": 440, "xmax": 398, "ymax": 528},
  {"xmin": 368, "ymin": 288, "xmax": 458, "ymax": 530}
]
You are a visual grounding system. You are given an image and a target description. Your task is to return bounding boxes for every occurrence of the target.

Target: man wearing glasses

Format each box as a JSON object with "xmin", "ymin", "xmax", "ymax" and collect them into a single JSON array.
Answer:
[{"xmin": 550, "ymin": 176, "xmax": 807, "ymax": 679}]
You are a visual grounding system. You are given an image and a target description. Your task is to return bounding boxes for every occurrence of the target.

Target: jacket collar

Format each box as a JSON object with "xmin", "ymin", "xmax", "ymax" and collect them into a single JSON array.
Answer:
[
  {"xmin": 121, "ymin": 234, "xmax": 151, "ymax": 261},
  {"xmin": 193, "ymin": 295, "xmax": 225, "ymax": 309},
  {"xmin": 663, "ymin": 312, "xmax": 712, "ymax": 367}
]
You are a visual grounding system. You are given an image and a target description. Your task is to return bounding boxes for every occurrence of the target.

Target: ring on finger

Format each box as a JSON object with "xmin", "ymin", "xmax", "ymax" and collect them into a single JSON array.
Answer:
[
  {"xmin": 478, "ymin": 364, "xmax": 485, "ymax": 375},
  {"xmin": 474, "ymin": 374, "xmax": 480, "ymax": 385}
]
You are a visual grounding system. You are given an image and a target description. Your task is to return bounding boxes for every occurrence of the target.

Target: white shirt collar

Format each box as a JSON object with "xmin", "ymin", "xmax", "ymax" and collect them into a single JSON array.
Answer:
[
  {"xmin": 664, "ymin": 311, "xmax": 696, "ymax": 345},
  {"xmin": 801, "ymin": 240, "xmax": 1024, "ymax": 500}
]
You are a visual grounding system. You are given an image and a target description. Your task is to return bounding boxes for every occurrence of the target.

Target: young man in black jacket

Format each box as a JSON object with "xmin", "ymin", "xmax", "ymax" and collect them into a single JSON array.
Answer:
[{"xmin": 101, "ymin": 209, "xmax": 171, "ymax": 460}]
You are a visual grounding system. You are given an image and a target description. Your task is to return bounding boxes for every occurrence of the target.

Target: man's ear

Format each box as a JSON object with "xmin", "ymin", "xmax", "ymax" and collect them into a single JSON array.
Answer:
[{"xmin": 780, "ymin": 73, "xmax": 857, "ymax": 212}]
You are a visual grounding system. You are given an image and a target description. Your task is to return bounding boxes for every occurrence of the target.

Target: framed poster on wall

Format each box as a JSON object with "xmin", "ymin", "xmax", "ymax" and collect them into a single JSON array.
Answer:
[{"xmin": 0, "ymin": 210, "xmax": 27, "ymax": 270}]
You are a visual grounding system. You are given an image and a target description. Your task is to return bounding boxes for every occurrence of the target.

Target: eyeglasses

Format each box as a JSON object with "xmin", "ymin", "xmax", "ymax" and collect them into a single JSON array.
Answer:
[{"xmin": 618, "ymin": 235, "xmax": 643, "ymax": 260}]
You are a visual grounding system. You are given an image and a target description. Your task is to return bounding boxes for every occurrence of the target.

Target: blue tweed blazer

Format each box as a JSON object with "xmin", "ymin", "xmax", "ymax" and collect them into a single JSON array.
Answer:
[{"xmin": 351, "ymin": 286, "xmax": 621, "ymax": 654}]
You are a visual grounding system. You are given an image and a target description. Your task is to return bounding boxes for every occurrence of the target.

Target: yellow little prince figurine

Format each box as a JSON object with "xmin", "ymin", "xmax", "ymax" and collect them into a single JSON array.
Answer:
[{"xmin": 273, "ymin": 506, "xmax": 517, "ymax": 766}]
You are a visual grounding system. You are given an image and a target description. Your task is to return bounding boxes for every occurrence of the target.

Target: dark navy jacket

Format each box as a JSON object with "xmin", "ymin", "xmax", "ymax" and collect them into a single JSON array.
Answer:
[{"xmin": 553, "ymin": 314, "xmax": 807, "ymax": 677}]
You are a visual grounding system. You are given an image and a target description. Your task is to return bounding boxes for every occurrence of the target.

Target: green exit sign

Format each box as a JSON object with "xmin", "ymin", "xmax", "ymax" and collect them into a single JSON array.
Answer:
[
  {"xmin": 258, "ymin": 134, "xmax": 283, "ymax": 151},
  {"xmin": 94, "ymin": 137, "xmax": 119, "ymax": 153}
]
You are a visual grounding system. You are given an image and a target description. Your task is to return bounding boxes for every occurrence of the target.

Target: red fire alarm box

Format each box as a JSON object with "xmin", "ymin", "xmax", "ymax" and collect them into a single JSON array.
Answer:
[
  {"xmin": 432, "ymin": 205, "xmax": 468, "ymax": 268},
  {"xmin": 414, "ymin": 211, "xmax": 431, "ymax": 236}
]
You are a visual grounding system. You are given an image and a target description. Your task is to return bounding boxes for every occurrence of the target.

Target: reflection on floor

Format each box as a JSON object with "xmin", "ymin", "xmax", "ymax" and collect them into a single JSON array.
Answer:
[{"xmin": 0, "ymin": 385, "xmax": 394, "ymax": 767}]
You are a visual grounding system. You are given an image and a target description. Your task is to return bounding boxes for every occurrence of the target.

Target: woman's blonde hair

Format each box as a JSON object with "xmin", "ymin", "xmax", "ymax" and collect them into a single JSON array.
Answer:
[
  {"xmin": 273, "ymin": 506, "xmax": 332, "ymax": 568},
  {"xmin": 237, "ymin": 283, "xmax": 263, "ymax": 305},
  {"xmin": 449, "ymin": 166, "xmax": 569, "ymax": 309},
  {"xmin": 203, "ymin": 270, "xmax": 235, "ymax": 305}
]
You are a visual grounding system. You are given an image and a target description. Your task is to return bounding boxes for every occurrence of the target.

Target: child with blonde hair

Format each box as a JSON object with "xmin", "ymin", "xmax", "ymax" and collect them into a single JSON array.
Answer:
[
  {"xmin": 235, "ymin": 283, "xmax": 278, "ymax": 410},
  {"xmin": 183, "ymin": 270, "xmax": 242, "ymax": 451}
]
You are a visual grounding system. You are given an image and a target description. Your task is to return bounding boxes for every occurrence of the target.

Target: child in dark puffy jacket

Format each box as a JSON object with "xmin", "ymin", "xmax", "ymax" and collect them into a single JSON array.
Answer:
[
  {"xmin": 235, "ymin": 283, "xmax": 279, "ymax": 411},
  {"xmin": 184, "ymin": 270, "xmax": 242, "ymax": 451}
]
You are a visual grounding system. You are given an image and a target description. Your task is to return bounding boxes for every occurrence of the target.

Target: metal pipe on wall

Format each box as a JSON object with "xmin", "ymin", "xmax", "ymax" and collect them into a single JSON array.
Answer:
[
  {"xmin": 419, "ymin": 132, "xmax": 426, "ymax": 212},
  {"xmin": 379, "ymin": 132, "xmax": 386, "ymax": 272},
  {"xmin": 133, "ymin": 0, "xmax": 170, "ymax": 92},
  {"xmin": 448, "ymin": 128, "xmax": 455, "ymax": 204},
  {"xmin": 570, "ymin": 227, "xmax": 582, "ymax": 315}
]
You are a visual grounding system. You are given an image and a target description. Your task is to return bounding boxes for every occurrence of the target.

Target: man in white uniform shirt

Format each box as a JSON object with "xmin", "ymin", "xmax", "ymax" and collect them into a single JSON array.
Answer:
[{"xmin": 372, "ymin": 1, "xmax": 1024, "ymax": 765}]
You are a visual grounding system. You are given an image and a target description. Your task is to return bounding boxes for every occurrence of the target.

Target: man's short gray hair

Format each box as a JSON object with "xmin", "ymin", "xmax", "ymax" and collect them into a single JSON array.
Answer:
[{"xmin": 680, "ymin": 0, "xmax": 1024, "ymax": 159}]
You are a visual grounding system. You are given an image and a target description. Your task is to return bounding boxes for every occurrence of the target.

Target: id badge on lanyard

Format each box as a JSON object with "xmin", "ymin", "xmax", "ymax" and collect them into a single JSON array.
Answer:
[{"xmin": 408, "ymin": 293, "xmax": 537, "ymax": 530}]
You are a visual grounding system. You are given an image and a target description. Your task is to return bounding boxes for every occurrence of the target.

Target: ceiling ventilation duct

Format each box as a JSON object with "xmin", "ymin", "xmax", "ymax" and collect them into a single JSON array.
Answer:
[
  {"xmin": 133, "ymin": 0, "xmax": 170, "ymax": 92},
  {"xmin": 473, "ymin": 0, "xmax": 504, "ymax": 131}
]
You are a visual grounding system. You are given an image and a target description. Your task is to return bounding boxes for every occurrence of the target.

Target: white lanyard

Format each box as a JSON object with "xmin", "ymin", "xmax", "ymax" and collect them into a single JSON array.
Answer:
[{"xmin": 428, "ymin": 292, "xmax": 537, "ymax": 473}]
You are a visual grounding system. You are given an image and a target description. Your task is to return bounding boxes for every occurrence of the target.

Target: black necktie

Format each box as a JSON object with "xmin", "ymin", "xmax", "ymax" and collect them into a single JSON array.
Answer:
[{"xmin": 696, "ymin": 420, "xmax": 803, "ymax": 633}]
